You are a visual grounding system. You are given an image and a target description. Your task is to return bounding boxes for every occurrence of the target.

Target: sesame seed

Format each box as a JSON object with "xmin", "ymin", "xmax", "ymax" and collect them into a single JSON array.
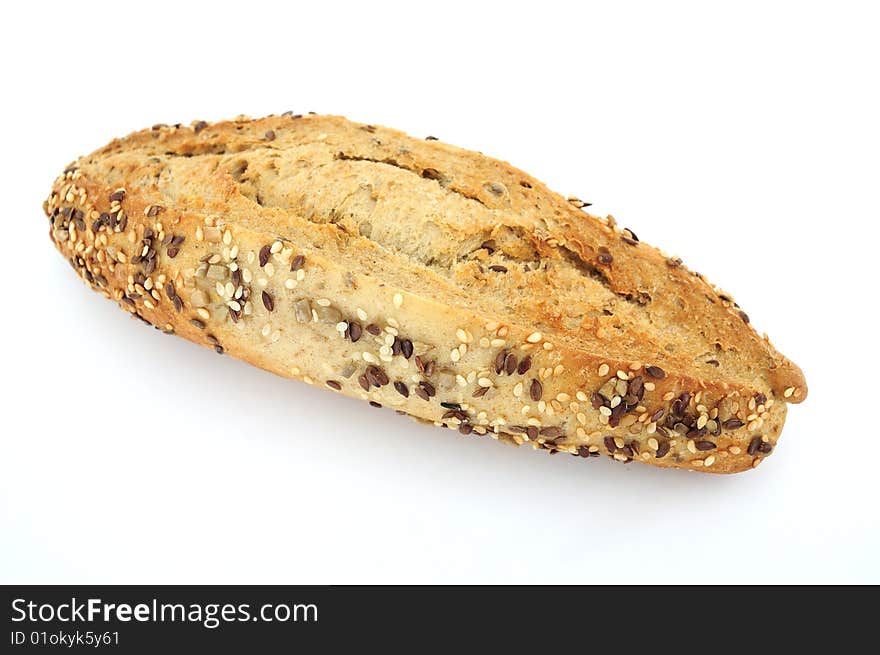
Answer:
[
  {"xmin": 784, "ymin": 386, "xmax": 795, "ymax": 398},
  {"xmin": 393, "ymin": 293, "xmax": 403, "ymax": 308},
  {"xmin": 526, "ymin": 331, "xmax": 542, "ymax": 343},
  {"xmin": 704, "ymin": 455, "xmax": 716, "ymax": 467}
]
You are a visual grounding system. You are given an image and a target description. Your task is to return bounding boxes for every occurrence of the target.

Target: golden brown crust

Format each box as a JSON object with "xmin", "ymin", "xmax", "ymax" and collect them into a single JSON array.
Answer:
[{"xmin": 42, "ymin": 113, "xmax": 806, "ymax": 474}]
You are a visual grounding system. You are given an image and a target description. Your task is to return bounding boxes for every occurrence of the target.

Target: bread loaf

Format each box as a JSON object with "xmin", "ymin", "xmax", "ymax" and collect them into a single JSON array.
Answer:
[{"xmin": 42, "ymin": 113, "xmax": 806, "ymax": 473}]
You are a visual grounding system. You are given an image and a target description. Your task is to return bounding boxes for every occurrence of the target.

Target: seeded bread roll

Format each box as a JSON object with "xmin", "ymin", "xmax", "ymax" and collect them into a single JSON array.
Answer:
[{"xmin": 43, "ymin": 113, "xmax": 806, "ymax": 474}]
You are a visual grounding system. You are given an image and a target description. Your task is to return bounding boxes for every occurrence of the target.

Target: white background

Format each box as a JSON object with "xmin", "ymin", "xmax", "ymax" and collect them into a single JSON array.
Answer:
[{"xmin": 1, "ymin": 1, "xmax": 877, "ymax": 584}]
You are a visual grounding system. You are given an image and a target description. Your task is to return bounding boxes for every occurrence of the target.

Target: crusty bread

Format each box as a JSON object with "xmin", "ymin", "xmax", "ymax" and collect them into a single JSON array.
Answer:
[{"xmin": 42, "ymin": 113, "xmax": 806, "ymax": 473}]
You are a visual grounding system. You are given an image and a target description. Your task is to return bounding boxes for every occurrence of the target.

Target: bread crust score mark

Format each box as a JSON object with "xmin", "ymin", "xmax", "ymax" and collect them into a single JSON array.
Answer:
[{"xmin": 43, "ymin": 113, "xmax": 806, "ymax": 474}]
